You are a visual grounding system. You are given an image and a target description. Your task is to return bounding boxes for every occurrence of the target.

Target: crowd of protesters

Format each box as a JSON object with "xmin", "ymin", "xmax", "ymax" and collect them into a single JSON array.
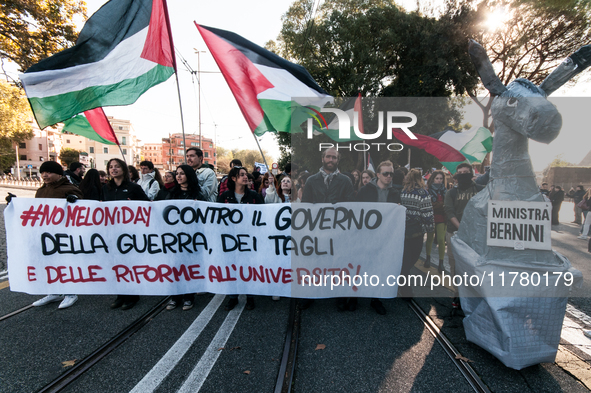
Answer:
[{"xmin": 18, "ymin": 147, "xmax": 590, "ymax": 313}]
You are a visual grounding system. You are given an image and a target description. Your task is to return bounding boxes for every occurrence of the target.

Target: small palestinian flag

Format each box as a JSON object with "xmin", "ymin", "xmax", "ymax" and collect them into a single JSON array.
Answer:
[
  {"xmin": 429, "ymin": 127, "xmax": 493, "ymax": 163},
  {"xmin": 62, "ymin": 108, "xmax": 119, "ymax": 146},
  {"xmin": 21, "ymin": 0, "xmax": 176, "ymax": 129},
  {"xmin": 195, "ymin": 24, "xmax": 333, "ymax": 137},
  {"xmin": 392, "ymin": 129, "xmax": 468, "ymax": 174}
]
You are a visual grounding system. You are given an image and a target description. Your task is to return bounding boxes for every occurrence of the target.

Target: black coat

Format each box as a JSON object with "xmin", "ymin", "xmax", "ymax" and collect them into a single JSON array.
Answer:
[
  {"xmin": 102, "ymin": 180, "xmax": 149, "ymax": 201},
  {"xmin": 356, "ymin": 181, "xmax": 401, "ymax": 203},
  {"xmin": 218, "ymin": 188, "xmax": 264, "ymax": 204},
  {"xmin": 301, "ymin": 172, "xmax": 355, "ymax": 203}
]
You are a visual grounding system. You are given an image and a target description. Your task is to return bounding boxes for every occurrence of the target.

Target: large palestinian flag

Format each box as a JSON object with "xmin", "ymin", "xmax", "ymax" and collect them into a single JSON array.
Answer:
[
  {"xmin": 62, "ymin": 108, "xmax": 119, "ymax": 145},
  {"xmin": 392, "ymin": 129, "xmax": 468, "ymax": 174},
  {"xmin": 195, "ymin": 24, "xmax": 333, "ymax": 137},
  {"xmin": 429, "ymin": 127, "xmax": 493, "ymax": 163},
  {"xmin": 21, "ymin": 0, "xmax": 176, "ymax": 129}
]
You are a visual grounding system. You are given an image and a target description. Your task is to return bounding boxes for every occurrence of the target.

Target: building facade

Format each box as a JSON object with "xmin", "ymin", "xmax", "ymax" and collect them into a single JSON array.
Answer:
[
  {"xmin": 141, "ymin": 143, "xmax": 164, "ymax": 170},
  {"xmin": 161, "ymin": 134, "xmax": 216, "ymax": 171}
]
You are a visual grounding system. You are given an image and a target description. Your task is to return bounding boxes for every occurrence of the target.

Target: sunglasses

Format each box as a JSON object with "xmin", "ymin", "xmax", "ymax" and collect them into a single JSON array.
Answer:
[{"xmin": 380, "ymin": 172, "xmax": 394, "ymax": 177}]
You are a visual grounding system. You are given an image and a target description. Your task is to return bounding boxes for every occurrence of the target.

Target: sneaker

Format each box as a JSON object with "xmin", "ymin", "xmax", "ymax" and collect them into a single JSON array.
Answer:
[
  {"xmin": 32, "ymin": 295, "xmax": 63, "ymax": 307},
  {"xmin": 245, "ymin": 297, "xmax": 255, "ymax": 310},
  {"xmin": 424, "ymin": 255, "xmax": 431, "ymax": 268},
  {"xmin": 182, "ymin": 300, "xmax": 194, "ymax": 311},
  {"xmin": 225, "ymin": 298, "xmax": 239, "ymax": 311},
  {"xmin": 370, "ymin": 299, "xmax": 387, "ymax": 315},
  {"xmin": 578, "ymin": 235, "xmax": 588, "ymax": 240},
  {"xmin": 166, "ymin": 300, "xmax": 177, "ymax": 310},
  {"xmin": 272, "ymin": 296, "xmax": 280, "ymax": 301},
  {"xmin": 58, "ymin": 295, "xmax": 78, "ymax": 309}
]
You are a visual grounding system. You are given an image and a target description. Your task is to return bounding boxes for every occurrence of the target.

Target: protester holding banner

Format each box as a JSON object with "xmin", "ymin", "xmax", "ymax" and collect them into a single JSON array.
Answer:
[
  {"xmin": 78, "ymin": 168, "xmax": 103, "ymax": 201},
  {"xmin": 164, "ymin": 165, "xmax": 204, "ymax": 311},
  {"xmin": 400, "ymin": 169, "xmax": 434, "ymax": 299},
  {"xmin": 103, "ymin": 158, "xmax": 150, "ymax": 310},
  {"xmin": 31, "ymin": 161, "xmax": 84, "ymax": 309},
  {"xmin": 425, "ymin": 170, "xmax": 447, "ymax": 273},
  {"xmin": 218, "ymin": 166, "xmax": 264, "ymax": 311},
  {"xmin": 355, "ymin": 160, "xmax": 401, "ymax": 315}
]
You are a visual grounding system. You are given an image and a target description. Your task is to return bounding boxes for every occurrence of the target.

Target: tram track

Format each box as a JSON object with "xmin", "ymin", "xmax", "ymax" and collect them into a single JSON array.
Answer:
[
  {"xmin": 35, "ymin": 296, "xmax": 170, "ymax": 393},
  {"xmin": 408, "ymin": 299, "xmax": 491, "ymax": 393}
]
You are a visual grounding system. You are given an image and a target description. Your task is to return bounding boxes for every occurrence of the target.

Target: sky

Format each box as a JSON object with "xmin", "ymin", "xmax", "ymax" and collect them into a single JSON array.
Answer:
[{"xmin": 7, "ymin": 0, "xmax": 591, "ymax": 171}]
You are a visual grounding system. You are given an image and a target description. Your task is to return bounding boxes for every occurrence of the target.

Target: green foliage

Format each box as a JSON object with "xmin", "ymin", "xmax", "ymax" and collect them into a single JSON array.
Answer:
[
  {"xmin": 268, "ymin": 0, "xmax": 480, "ymax": 171},
  {"xmin": 0, "ymin": 0, "xmax": 87, "ymax": 71},
  {"xmin": 0, "ymin": 81, "xmax": 33, "ymax": 172},
  {"xmin": 59, "ymin": 147, "xmax": 80, "ymax": 167},
  {"xmin": 549, "ymin": 154, "xmax": 575, "ymax": 167}
]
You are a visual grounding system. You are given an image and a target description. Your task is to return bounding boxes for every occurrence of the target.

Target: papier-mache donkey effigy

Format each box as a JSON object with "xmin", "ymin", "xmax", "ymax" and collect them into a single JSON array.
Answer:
[{"xmin": 451, "ymin": 40, "xmax": 591, "ymax": 369}]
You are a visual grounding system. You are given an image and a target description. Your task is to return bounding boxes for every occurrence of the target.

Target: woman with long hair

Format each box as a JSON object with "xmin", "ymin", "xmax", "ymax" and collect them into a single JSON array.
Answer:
[
  {"xmin": 128, "ymin": 165, "xmax": 140, "ymax": 183},
  {"xmin": 78, "ymin": 168, "xmax": 103, "ymax": 201},
  {"xmin": 360, "ymin": 170, "xmax": 375, "ymax": 189},
  {"xmin": 425, "ymin": 170, "xmax": 447, "ymax": 273},
  {"xmin": 164, "ymin": 165, "xmax": 203, "ymax": 311},
  {"xmin": 218, "ymin": 166, "xmax": 264, "ymax": 311},
  {"xmin": 399, "ymin": 169, "xmax": 434, "ymax": 298},
  {"xmin": 156, "ymin": 170, "xmax": 177, "ymax": 200},
  {"xmin": 102, "ymin": 158, "xmax": 149, "ymax": 310},
  {"xmin": 258, "ymin": 172, "xmax": 272, "ymax": 198},
  {"xmin": 351, "ymin": 169, "xmax": 361, "ymax": 190}
]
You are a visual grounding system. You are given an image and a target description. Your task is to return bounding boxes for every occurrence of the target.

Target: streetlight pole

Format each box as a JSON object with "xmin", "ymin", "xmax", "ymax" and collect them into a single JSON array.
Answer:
[{"xmin": 196, "ymin": 50, "xmax": 205, "ymax": 149}]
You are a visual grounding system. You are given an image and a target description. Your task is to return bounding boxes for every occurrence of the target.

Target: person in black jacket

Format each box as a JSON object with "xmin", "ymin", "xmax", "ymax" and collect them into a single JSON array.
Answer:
[
  {"xmin": 551, "ymin": 185, "xmax": 565, "ymax": 225},
  {"xmin": 355, "ymin": 160, "xmax": 400, "ymax": 315},
  {"xmin": 102, "ymin": 158, "xmax": 150, "ymax": 310},
  {"xmin": 218, "ymin": 166, "xmax": 264, "ymax": 311},
  {"xmin": 164, "ymin": 165, "xmax": 203, "ymax": 311},
  {"xmin": 78, "ymin": 168, "xmax": 102, "ymax": 201},
  {"xmin": 301, "ymin": 148, "xmax": 355, "ymax": 203}
]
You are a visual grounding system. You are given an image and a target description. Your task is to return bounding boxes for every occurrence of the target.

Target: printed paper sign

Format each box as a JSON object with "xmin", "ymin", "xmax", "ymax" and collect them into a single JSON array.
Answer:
[{"xmin": 487, "ymin": 201, "xmax": 552, "ymax": 250}]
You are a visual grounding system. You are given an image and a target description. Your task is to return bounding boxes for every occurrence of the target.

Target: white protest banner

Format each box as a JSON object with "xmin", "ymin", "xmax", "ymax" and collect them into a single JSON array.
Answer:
[
  {"xmin": 5, "ymin": 199, "xmax": 405, "ymax": 298},
  {"xmin": 487, "ymin": 200, "xmax": 552, "ymax": 250},
  {"xmin": 254, "ymin": 162, "xmax": 268, "ymax": 174}
]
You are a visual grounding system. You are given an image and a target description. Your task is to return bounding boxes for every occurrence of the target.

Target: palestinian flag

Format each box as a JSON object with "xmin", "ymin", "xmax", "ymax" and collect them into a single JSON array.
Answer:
[
  {"xmin": 429, "ymin": 127, "xmax": 493, "ymax": 163},
  {"xmin": 195, "ymin": 24, "xmax": 333, "ymax": 137},
  {"xmin": 21, "ymin": 0, "xmax": 176, "ymax": 129},
  {"xmin": 62, "ymin": 108, "xmax": 119, "ymax": 145},
  {"xmin": 392, "ymin": 129, "xmax": 468, "ymax": 174}
]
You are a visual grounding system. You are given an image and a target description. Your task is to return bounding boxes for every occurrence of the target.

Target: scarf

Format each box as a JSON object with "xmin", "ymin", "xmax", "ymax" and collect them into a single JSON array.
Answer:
[{"xmin": 319, "ymin": 167, "xmax": 340, "ymax": 187}]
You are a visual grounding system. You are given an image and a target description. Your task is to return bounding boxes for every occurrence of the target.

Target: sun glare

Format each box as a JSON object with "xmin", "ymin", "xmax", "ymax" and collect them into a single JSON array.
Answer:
[{"xmin": 485, "ymin": 8, "xmax": 507, "ymax": 31}]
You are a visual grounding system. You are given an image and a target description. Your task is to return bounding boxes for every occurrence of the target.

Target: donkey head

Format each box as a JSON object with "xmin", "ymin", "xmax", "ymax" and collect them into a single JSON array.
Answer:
[{"xmin": 468, "ymin": 40, "xmax": 591, "ymax": 144}]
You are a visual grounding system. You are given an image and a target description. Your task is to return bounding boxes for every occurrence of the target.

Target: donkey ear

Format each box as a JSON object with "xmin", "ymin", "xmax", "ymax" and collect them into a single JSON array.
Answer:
[
  {"xmin": 540, "ymin": 45, "xmax": 591, "ymax": 96},
  {"xmin": 468, "ymin": 40, "xmax": 507, "ymax": 96}
]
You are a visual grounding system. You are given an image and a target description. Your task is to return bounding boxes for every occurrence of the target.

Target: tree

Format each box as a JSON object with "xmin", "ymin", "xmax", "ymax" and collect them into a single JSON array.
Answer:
[
  {"xmin": 445, "ymin": 0, "xmax": 591, "ymax": 127},
  {"xmin": 0, "ymin": 81, "xmax": 33, "ymax": 172},
  {"xmin": 59, "ymin": 147, "xmax": 80, "ymax": 167},
  {"xmin": 268, "ymin": 0, "xmax": 479, "ymax": 170},
  {"xmin": 0, "ymin": 0, "xmax": 87, "ymax": 72}
]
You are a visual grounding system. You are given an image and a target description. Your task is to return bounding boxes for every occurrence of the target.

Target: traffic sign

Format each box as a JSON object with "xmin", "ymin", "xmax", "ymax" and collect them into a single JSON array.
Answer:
[
  {"xmin": 272, "ymin": 162, "xmax": 278, "ymax": 169},
  {"xmin": 27, "ymin": 165, "xmax": 32, "ymax": 169}
]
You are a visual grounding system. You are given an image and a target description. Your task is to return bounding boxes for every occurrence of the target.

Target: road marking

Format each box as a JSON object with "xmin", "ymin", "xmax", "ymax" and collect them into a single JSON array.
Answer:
[
  {"xmin": 0, "ymin": 280, "xmax": 9, "ymax": 290},
  {"xmin": 561, "ymin": 314, "xmax": 591, "ymax": 358},
  {"xmin": 129, "ymin": 294, "xmax": 225, "ymax": 393},
  {"xmin": 177, "ymin": 295, "xmax": 246, "ymax": 393}
]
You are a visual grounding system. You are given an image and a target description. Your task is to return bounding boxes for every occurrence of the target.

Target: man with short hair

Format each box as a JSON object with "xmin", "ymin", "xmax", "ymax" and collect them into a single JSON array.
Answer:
[
  {"xmin": 64, "ymin": 161, "xmax": 85, "ymax": 186},
  {"xmin": 138, "ymin": 160, "xmax": 160, "ymax": 201},
  {"xmin": 444, "ymin": 163, "xmax": 483, "ymax": 310},
  {"xmin": 301, "ymin": 148, "xmax": 355, "ymax": 311},
  {"xmin": 356, "ymin": 160, "xmax": 401, "ymax": 315},
  {"xmin": 186, "ymin": 147, "xmax": 218, "ymax": 202},
  {"xmin": 301, "ymin": 148, "xmax": 354, "ymax": 203}
]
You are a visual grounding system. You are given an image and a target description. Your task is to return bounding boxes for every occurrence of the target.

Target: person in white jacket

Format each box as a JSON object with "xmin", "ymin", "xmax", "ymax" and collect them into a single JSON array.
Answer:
[{"xmin": 138, "ymin": 161, "xmax": 160, "ymax": 201}]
